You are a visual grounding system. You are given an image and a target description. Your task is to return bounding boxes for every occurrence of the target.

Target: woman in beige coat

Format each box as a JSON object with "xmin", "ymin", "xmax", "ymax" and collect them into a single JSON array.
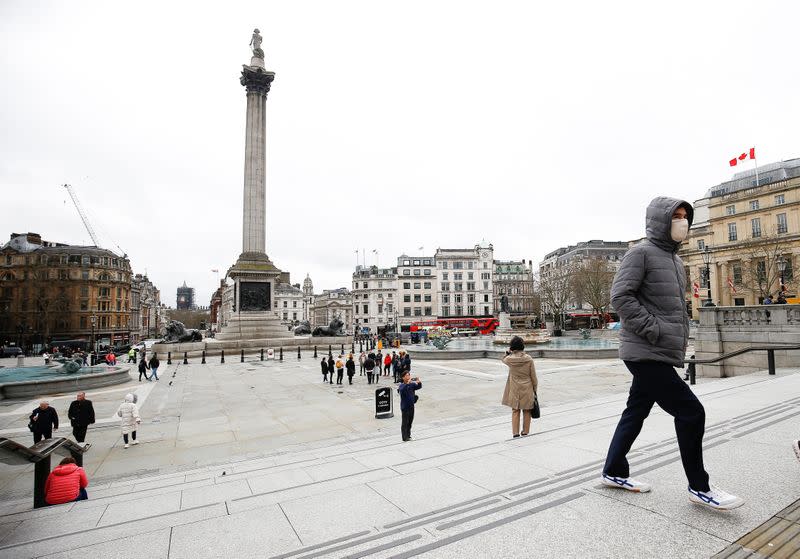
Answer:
[{"xmin": 501, "ymin": 336, "xmax": 538, "ymax": 437}]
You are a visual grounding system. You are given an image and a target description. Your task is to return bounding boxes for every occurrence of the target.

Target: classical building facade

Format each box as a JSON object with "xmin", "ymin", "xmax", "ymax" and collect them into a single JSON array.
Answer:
[
  {"xmin": 274, "ymin": 282, "xmax": 304, "ymax": 327},
  {"xmin": 493, "ymin": 260, "xmax": 536, "ymax": 314},
  {"xmin": 396, "ymin": 255, "xmax": 437, "ymax": 328},
  {"xmin": 680, "ymin": 159, "xmax": 800, "ymax": 317},
  {"xmin": 352, "ymin": 265, "xmax": 397, "ymax": 334},
  {"xmin": 309, "ymin": 288, "xmax": 352, "ymax": 331},
  {"xmin": 0, "ymin": 232, "xmax": 133, "ymax": 351},
  {"xmin": 302, "ymin": 274, "xmax": 314, "ymax": 323},
  {"xmin": 433, "ymin": 243, "xmax": 494, "ymax": 321},
  {"xmin": 132, "ymin": 274, "xmax": 162, "ymax": 340}
]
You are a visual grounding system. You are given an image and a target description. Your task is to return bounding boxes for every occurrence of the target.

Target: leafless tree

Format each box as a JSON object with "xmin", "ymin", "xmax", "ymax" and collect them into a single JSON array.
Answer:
[
  {"xmin": 572, "ymin": 258, "xmax": 615, "ymax": 326},
  {"xmin": 536, "ymin": 263, "xmax": 575, "ymax": 329},
  {"xmin": 737, "ymin": 233, "xmax": 796, "ymax": 300}
]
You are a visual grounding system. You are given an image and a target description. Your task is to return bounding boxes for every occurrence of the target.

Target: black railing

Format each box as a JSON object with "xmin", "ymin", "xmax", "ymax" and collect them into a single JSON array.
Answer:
[{"xmin": 685, "ymin": 344, "xmax": 800, "ymax": 385}]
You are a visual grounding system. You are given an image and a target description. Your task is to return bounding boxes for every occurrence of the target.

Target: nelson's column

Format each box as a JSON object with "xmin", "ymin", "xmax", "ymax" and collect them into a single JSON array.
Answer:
[{"xmin": 217, "ymin": 29, "xmax": 287, "ymax": 340}]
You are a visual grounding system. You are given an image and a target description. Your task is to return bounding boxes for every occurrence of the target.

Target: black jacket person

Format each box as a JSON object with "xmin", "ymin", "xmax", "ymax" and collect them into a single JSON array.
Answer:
[
  {"xmin": 30, "ymin": 402, "xmax": 59, "ymax": 443},
  {"xmin": 67, "ymin": 393, "xmax": 95, "ymax": 443}
]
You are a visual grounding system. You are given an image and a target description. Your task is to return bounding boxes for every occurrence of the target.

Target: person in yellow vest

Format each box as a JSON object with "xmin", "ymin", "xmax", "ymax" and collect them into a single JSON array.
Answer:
[{"xmin": 335, "ymin": 356, "xmax": 344, "ymax": 385}]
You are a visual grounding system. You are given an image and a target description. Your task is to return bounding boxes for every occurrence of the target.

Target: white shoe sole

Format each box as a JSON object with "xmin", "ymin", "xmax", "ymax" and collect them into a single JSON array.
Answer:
[
  {"xmin": 689, "ymin": 495, "xmax": 745, "ymax": 510},
  {"xmin": 601, "ymin": 476, "xmax": 651, "ymax": 493}
]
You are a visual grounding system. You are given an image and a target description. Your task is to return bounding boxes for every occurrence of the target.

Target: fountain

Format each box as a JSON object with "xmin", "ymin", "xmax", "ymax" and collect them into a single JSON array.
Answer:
[{"xmin": 0, "ymin": 360, "xmax": 132, "ymax": 400}]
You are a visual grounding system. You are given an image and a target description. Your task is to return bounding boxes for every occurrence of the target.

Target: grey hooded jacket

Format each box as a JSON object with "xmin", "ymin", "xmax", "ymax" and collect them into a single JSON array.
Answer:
[{"xmin": 611, "ymin": 196, "xmax": 694, "ymax": 367}]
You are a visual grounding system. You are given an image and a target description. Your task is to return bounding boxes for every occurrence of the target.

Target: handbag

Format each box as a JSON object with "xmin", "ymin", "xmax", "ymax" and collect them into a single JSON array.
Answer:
[{"xmin": 531, "ymin": 392, "xmax": 541, "ymax": 419}]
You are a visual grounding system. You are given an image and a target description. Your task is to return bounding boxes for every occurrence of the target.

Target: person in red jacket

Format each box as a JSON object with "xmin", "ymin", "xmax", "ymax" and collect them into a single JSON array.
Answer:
[
  {"xmin": 383, "ymin": 353, "xmax": 392, "ymax": 376},
  {"xmin": 44, "ymin": 457, "xmax": 88, "ymax": 505}
]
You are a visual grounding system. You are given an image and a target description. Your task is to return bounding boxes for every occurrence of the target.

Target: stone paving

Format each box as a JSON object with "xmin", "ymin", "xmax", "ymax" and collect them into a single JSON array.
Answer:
[{"xmin": 0, "ymin": 355, "xmax": 798, "ymax": 558}]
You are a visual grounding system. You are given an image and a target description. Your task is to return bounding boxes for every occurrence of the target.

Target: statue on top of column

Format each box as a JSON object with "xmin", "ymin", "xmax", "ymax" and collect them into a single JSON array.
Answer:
[{"xmin": 249, "ymin": 28, "xmax": 265, "ymax": 60}]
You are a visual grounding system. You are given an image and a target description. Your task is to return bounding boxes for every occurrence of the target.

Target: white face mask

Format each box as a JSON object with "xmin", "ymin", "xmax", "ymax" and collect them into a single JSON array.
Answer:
[{"xmin": 670, "ymin": 218, "xmax": 689, "ymax": 242}]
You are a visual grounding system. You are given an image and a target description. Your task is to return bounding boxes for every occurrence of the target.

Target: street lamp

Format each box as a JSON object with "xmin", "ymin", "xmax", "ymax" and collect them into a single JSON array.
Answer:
[
  {"xmin": 777, "ymin": 256, "xmax": 786, "ymax": 296},
  {"xmin": 701, "ymin": 246, "xmax": 715, "ymax": 307}
]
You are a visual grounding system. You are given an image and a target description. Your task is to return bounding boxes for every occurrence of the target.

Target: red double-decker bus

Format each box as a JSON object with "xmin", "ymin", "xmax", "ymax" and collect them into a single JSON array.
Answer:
[{"xmin": 410, "ymin": 318, "xmax": 499, "ymax": 335}]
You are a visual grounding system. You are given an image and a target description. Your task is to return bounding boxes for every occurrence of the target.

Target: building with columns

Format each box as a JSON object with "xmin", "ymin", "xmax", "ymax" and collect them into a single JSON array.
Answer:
[
  {"xmin": 309, "ymin": 288, "xmax": 353, "ymax": 331},
  {"xmin": 680, "ymin": 159, "xmax": 800, "ymax": 317},
  {"xmin": 435, "ymin": 242, "xmax": 494, "ymax": 320},
  {"xmin": 352, "ymin": 265, "xmax": 398, "ymax": 334},
  {"xmin": 493, "ymin": 260, "xmax": 536, "ymax": 316},
  {"xmin": 274, "ymin": 282, "xmax": 304, "ymax": 327}
]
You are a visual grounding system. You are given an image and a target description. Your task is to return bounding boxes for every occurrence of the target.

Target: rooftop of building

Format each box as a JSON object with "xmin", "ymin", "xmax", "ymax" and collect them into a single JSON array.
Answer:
[
  {"xmin": 1, "ymin": 232, "xmax": 127, "ymax": 259},
  {"xmin": 706, "ymin": 157, "xmax": 800, "ymax": 198},
  {"xmin": 541, "ymin": 240, "xmax": 629, "ymax": 261}
]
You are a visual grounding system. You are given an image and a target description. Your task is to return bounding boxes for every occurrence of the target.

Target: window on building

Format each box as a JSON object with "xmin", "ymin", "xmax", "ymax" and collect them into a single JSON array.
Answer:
[
  {"xmin": 734, "ymin": 297, "xmax": 745, "ymax": 306},
  {"xmin": 483, "ymin": 262, "xmax": 488, "ymax": 269},
  {"xmin": 293, "ymin": 301, "xmax": 297, "ymax": 308},
  {"xmin": 442, "ymin": 272, "xmax": 449, "ymax": 280},
  {"xmin": 467, "ymin": 272, "xmax": 474, "ymax": 280},
  {"xmin": 283, "ymin": 301, "xmax": 288, "ymax": 307},
  {"xmin": 293, "ymin": 312, "xmax": 297, "ymax": 320},
  {"xmin": 484, "ymin": 305, "xmax": 489, "ymax": 315},
  {"xmin": 756, "ymin": 260, "xmax": 767, "ymax": 282},
  {"xmin": 404, "ymin": 308, "xmax": 411, "ymax": 317},
  {"xmin": 441, "ymin": 282, "xmax": 450, "ymax": 291},
  {"xmin": 468, "ymin": 261, "xmax": 474, "ymax": 269},
  {"xmin": 481, "ymin": 273, "xmax": 490, "ymax": 280},
  {"xmin": 777, "ymin": 213, "xmax": 788, "ymax": 234},
  {"xmin": 454, "ymin": 273, "xmax": 462, "ymax": 280},
  {"xmin": 378, "ymin": 304, "xmax": 383, "ymax": 314},
  {"xmin": 784, "ymin": 256, "xmax": 794, "ymax": 281},
  {"xmin": 453, "ymin": 262, "xmax": 463, "ymax": 269},
  {"xmin": 442, "ymin": 294, "xmax": 450, "ymax": 304},
  {"xmin": 728, "ymin": 223, "xmax": 737, "ymax": 241},
  {"xmin": 468, "ymin": 305, "xmax": 475, "ymax": 315},
  {"xmin": 697, "ymin": 239, "xmax": 705, "ymax": 250},
  {"xmin": 363, "ymin": 304, "xmax": 368, "ymax": 314},
  {"xmin": 99, "ymin": 287, "xmax": 110, "ymax": 297},
  {"xmin": 403, "ymin": 282, "xmax": 411, "ymax": 289},
  {"xmin": 749, "ymin": 200, "xmax": 759, "ymax": 211},
  {"xmin": 424, "ymin": 294, "xmax": 431, "ymax": 302},
  {"xmin": 423, "ymin": 269, "xmax": 431, "ymax": 276},
  {"xmin": 424, "ymin": 306, "xmax": 432, "ymax": 316},
  {"xmin": 775, "ymin": 194, "xmax": 785, "ymax": 205},
  {"xmin": 80, "ymin": 316, "xmax": 87, "ymax": 329},
  {"xmin": 387, "ymin": 303, "xmax": 393, "ymax": 312},
  {"xmin": 423, "ymin": 282, "xmax": 431, "ymax": 289},
  {"xmin": 751, "ymin": 218, "xmax": 761, "ymax": 238},
  {"xmin": 283, "ymin": 312, "xmax": 288, "ymax": 320},
  {"xmin": 454, "ymin": 283, "xmax": 463, "ymax": 291},
  {"xmin": 483, "ymin": 281, "xmax": 489, "ymax": 290},
  {"xmin": 454, "ymin": 293, "xmax": 462, "ymax": 303},
  {"xmin": 413, "ymin": 294, "xmax": 421, "ymax": 302},
  {"xmin": 725, "ymin": 205, "xmax": 736, "ymax": 215},
  {"xmin": 733, "ymin": 264, "xmax": 742, "ymax": 285},
  {"xmin": 484, "ymin": 294, "xmax": 489, "ymax": 302},
  {"xmin": 441, "ymin": 262, "xmax": 448, "ymax": 269},
  {"xmin": 413, "ymin": 307, "xmax": 422, "ymax": 316},
  {"xmin": 467, "ymin": 282, "xmax": 475, "ymax": 291},
  {"xmin": 403, "ymin": 295, "xmax": 411, "ymax": 302},
  {"xmin": 413, "ymin": 269, "xmax": 421, "ymax": 276},
  {"xmin": 413, "ymin": 282, "xmax": 421, "ymax": 289},
  {"xmin": 467, "ymin": 293, "xmax": 475, "ymax": 303},
  {"xmin": 455, "ymin": 305, "xmax": 463, "ymax": 315},
  {"xmin": 403, "ymin": 270, "xmax": 410, "ymax": 276},
  {"xmin": 441, "ymin": 306, "xmax": 450, "ymax": 316}
]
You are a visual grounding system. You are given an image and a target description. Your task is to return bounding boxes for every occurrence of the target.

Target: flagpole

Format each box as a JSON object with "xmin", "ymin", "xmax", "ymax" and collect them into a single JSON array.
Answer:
[{"xmin": 753, "ymin": 147, "xmax": 760, "ymax": 186}]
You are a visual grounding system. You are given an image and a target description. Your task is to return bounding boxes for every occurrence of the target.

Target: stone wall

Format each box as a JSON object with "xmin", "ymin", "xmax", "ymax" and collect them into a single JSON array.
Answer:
[{"xmin": 695, "ymin": 305, "xmax": 800, "ymax": 377}]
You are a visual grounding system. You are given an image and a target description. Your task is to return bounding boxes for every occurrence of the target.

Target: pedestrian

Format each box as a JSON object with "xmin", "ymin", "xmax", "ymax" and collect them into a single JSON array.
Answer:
[
  {"xmin": 105, "ymin": 351, "xmax": 117, "ymax": 366},
  {"xmin": 335, "ymin": 355, "xmax": 344, "ymax": 385},
  {"xmin": 776, "ymin": 293, "xmax": 788, "ymax": 304},
  {"xmin": 346, "ymin": 354, "xmax": 356, "ymax": 385},
  {"xmin": 320, "ymin": 357, "xmax": 328, "ymax": 383},
  {"xmin": 127, "ymin": 347, "xmax": 136, "ymax": 363},
  {"xmin": 384, "ymin": 352, "xmax": 392, "ymax": 376},
  {"xmin": 42, "ymin": 351, "xmax": 50, "ymax": 365},
  {"xmin": 29, "ymin": 401, "xmax": 59, "ymax": 443},
  {"xmin": 399, "ymin": 371, "xmax": 422, "ymax": 442},
  {"xmin": 67, "ymin": 392, "xmax": 95, "ymax": 445},
  {"xmin": 365, "ymin": 355, "xmax": 376, "ymax": 384},
  {"xmin": 138, "ymin": 355, "xmax": 150, "ymax": 382},
  {"xmin": 116, "ymin": 394, "xmax": 141, "ymax": 449},
  {"xmin": 601, "ymin": 197, "xmax": 743, "ymax": 510},
  {"xmin": 45, "ymin": 457, "xmax": 89, "ymax": 505},
  {"xmin": 763, "ymin": 294, "xmax": 773, "ymax": 305},
  {"xmin": 327, "ymin": 356, "xmax": 335, "ymax": 385},
  {"xmin": 401, "ymin": 350, "xmax": 411, "ymax": 378},
  {"xmin": 359, "ymin": 351, "xmax": 366, "ymax": 375},
  {"xmin": 501, "ymin": 336, "xmax": 538, "ymax": 438},
  {"xmin": 392, "ymin": 351, "xmax": 400, "ymax": 382},
  {"xmin": 148, "ymin": 353, "xmax": 160, "ymax": 381}
]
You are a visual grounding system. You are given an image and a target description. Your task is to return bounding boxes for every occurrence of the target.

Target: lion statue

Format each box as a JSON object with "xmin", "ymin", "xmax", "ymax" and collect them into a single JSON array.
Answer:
[
  {"xmin": 162, "ymin": 320, "xmax": 203, "ymax": 343},
  {"xmin": 293, "ymin": 320, "xmax": 312, "ymax": 335},
  {"xmin": 312, "ymin": 317, "xmax": 345, "ymax": 337}
]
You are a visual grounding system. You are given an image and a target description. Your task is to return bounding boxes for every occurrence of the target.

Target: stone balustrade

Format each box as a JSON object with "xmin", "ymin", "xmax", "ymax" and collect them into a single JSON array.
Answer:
[{"xmin": 695, "ymin": 305, "xmax": 800, "ymax": 377}]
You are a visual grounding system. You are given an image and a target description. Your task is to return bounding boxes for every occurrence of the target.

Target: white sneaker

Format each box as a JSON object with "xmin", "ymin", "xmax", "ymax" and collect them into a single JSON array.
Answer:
[
  {"xmin": 793, "ymin": 440, "xmax": 800, "ymax": 463},
  {"xmin": 688, "ymin": 484, "xmax": 744, "ymax": 510},
  {"xmin": 132, "ymin": 440, "xmax": 139, "ymax": 445},
  {"xmin": 124, "ymin": 444, "xmax": 129, "ymax": 449},
  {"xmin": 601, "ymin": 474, "xmax": 651, "ymax": 493}
]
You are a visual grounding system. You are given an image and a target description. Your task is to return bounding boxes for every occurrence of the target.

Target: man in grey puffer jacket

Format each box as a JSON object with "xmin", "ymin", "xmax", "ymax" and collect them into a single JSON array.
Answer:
[{"xmin": 600, "ymin": 196, "xmax": 743, "ymax": 510}]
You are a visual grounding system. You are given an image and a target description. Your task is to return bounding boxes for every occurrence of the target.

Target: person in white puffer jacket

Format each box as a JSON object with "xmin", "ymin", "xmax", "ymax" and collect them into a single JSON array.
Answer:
[{"xmin": 116, "ymin": 394, "xmax": 141, "ymax": 449}]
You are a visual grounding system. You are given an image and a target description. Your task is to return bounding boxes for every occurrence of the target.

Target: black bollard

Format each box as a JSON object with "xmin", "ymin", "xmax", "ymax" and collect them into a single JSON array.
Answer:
[
  {"xmin": 341, "ymin": 343, "xmax": 345, "ymax": 354},
  {"xmin": 221, "ymin": 349, "xmax": 225, "ymax": 363},
  {"xmin": 314, "ymin": 346, "xmax": 318, "ymax": 358},
  {"xmin": 351, "ymin": 342, "xmax": 355, "ymax": 354},
  {"xmin": 183, "ymin": 352, "xmax": 188, "ymax": 365},
  {"xmin": 359, "ymin": 342, "xmax": 363, "ymax": 353},
  {"xmin": 260, "ymin": 348, "xmax": 264, "ymax": 361},
  {"xmin": 328, "ymin": 344, "xmax": 332, "ymax": 357},
  {"xmin": 297, "ymin": 346, "xmax": 301, "ymax": 359},
  {"xmin": 240, "ymin": 349, "xmax": 244, "ymax": 362},
  {"xmin": 167, "ymin": 352, "xmax": 172, "ymax": 365},
  {"xmin": 279, "ymin": 347, "xmax": 283, "ymax": 361},
  {"xmin": 201, "ymin": 350, "xmax": 206, "ymax": 364}
]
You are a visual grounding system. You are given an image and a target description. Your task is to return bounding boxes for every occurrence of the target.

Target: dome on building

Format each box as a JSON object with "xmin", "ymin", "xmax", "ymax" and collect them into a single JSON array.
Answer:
[{"xmin": 302, "ymin": 273, "xmax": 313, "ymax": 295}]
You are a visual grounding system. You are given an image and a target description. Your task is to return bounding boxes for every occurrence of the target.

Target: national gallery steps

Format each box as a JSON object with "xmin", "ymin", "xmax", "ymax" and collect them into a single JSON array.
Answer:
[{"xmin": 0, "ymin": 370, "xmax": 799, "ymax": 558}]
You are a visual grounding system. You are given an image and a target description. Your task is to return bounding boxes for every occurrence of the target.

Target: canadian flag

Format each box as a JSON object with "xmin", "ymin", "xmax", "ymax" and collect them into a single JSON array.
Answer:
[
  {"xmin": 727, "ymin": 277, "xmax": 737, "ymax": 294},
  {"xmin": 729, "ymin": 147, "xmax": 755, "ymax": 167},
  {"xmin": 693, "ymin": 282, "xmax": 700, "ymax": 298}
]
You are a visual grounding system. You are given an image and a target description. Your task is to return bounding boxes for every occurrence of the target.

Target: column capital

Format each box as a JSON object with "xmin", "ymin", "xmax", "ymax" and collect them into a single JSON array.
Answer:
[{"xmin": 240, "ymin": 66, "xmax": 275, "ymax": 95}]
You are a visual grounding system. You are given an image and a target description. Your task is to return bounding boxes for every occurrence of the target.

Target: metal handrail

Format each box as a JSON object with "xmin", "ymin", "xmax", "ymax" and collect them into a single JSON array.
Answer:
[{"xmin": 684, "ymin": 344, "xmax": 800, "ymax": 385}]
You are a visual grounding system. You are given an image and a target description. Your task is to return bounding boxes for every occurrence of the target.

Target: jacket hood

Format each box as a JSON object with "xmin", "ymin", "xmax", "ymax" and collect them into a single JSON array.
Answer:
[
  {"xmin": 645, "ymin": 196, "xmax": 694, "ymax": 252},
  {"xmin": 53, "ymin": 463, "xmax": 79, "ymax": 476},
  {"xmin": 504, "ymin": 352, "xmax": 531, "ymax": 363}
]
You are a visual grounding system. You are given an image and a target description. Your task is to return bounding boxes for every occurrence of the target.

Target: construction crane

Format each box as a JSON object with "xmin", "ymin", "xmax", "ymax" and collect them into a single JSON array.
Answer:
[{"xmin": 63, "ymin": 183, "xmax": 102, "ymax": 247}]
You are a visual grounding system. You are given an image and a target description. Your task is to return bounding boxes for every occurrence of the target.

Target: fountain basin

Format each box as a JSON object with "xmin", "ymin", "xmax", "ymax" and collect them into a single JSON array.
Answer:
[
  {"xmin": 407, "ymin": 337, "xmax": 619, "ymax": 360},
  {"xmin": 0, "ymin": 366, "xmax": 132, "ymax": 400}
]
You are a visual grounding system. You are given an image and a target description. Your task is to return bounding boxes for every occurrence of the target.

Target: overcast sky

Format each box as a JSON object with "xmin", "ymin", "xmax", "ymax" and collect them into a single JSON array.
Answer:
[{"xmin": 2, "ymin": 1, "xmax": 798, "ymax": 306}]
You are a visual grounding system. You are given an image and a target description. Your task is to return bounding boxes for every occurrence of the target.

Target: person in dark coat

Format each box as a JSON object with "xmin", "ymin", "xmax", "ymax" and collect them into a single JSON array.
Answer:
[
  {"xmin": 601, "ymin": 197, "xmax": 743, "ymax": 511},
  {"xmin": 138, "ymin": 355, "xmax": 150, "ymax": 382},
  {"xmin": 327, "ymin": 356, "xmax": 335, "ymax": 385},
  {"xmin": 67, "ymin": 392, "xmax": 95, "ymax": 444},
  {"xmin": 365, "ymin": 356, "xmax": 376, "ymax": 384},
  {"xmin": 392, "ymin": 352, "xmax": 400, "ymax": 382},
  {"xmin": 345, "ymin": 355, "xmax": 356, "ymax": 384},
  {"xmin": 320, "ymin": 358, "xmax": 328, "ymax": 383},
  {"xmin": 148, "ymin": 353, "xmax": 160, "ymax": 381},
  {"xmin": 399, "ymin": 371, "xmax": 422, "ymax": 441},
  {"xmin": 30, "ymin": 401, "xmax": 59, "ymax": 443}
]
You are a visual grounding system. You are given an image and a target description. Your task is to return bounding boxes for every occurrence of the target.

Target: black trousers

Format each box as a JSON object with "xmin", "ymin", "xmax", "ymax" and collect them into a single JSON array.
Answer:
[
  {"xmin": 367, "ymin": 371, "xmax": 374, "ymax": 384},
  {"xmin": 123, "ymin": 431, "xmax": 137, "ymax": 444},
  {"xmin": 347, "ymin": 373, "xmax": 354, "ymax": 385},
  {"xmin": 73, "ymin": 425, "xmax": 88, "ymax": 443},
  {"xmin": 33, "ymin": 429, "xmax": 52, "ymax": 443},
  {"xmin": 401, "ymin": 407, "xmax": 415, "ymax": 441},
  {"xmin": 603, "ymin": 360, "xmax": 710, "ymax": 492},
  {"xmin": 337, "ymin": 370, "xmax": 344, "ymax": 384},
  {"xmin": 329, "ymin": 370, "xmax": 334, "ymax": 384}
]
